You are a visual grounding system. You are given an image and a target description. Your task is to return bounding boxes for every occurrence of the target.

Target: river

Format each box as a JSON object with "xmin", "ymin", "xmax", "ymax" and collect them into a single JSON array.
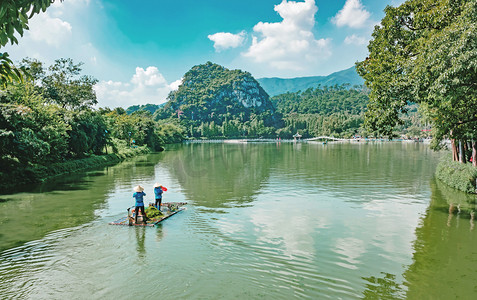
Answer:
[{"xmin": 0, "ymin": 142, "xmax": 476, "ymax": 299}]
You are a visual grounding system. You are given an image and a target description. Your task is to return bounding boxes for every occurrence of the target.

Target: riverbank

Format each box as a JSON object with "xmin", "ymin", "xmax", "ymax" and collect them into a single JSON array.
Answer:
[
  {"xmin": 435, "ymin": 158, "xmax": 477, "ymax": 193},
  {"xmin": 0, "ymin": 145, "xmax": 151, "ymax": 193}
]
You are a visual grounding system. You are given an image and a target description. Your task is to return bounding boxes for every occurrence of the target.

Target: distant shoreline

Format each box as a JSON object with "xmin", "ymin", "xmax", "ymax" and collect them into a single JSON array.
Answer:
[{"xmin": 184, "ymin": 138, "xmax": 436, "ymax": 144}]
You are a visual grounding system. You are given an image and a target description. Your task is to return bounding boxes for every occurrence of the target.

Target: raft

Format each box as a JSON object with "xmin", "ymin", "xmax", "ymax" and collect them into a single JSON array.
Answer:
[{"xmin": 109, "ymin": 202, "xmax": 187, "ymax": 227}]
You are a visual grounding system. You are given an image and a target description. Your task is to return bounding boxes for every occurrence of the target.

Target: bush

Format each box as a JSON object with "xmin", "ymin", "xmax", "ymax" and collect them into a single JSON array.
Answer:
[
  {"xmin": 435, "ymin": 157, "xmax": 477, "ymax": 193},
  {"xmin": 0, "ymin": 146, "xmax": 150, "ymax": 192}
]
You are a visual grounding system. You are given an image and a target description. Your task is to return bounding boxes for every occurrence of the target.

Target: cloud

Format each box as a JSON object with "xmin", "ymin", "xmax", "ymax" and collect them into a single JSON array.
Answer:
[
  {"xmin": 208, "ymin": 31, "xmax": 246, "ymax": 51},
  {"xmin": 169, "ymin": 78, "xmax": 183, "ymax": 91},
  {"xmin": 94, "ymin": 67, "xmax": 177, "ymax": 108},
  {"xmin": 344, "ymin": 34, "xmax": 367, "ymax": 45},
  {"xmin": 2, "ymin": 0, "xmax": 102, "ymax": 77},
  {"xmin": 28, "ymin": 12, "xmax": 72, "ymax": 47},
  {"xmin": 332, "ymin": 0, "xmax": 371, "ymax": 28},
  {"xmin": 243, "ymin": 0, "xmax": 331, "ymax": 71}
]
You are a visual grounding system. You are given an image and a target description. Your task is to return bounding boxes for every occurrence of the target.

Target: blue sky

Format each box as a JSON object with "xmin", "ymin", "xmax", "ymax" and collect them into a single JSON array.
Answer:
[{"xmin": 4, "ymin": 0, "xmax": 404, "ymax": 108}]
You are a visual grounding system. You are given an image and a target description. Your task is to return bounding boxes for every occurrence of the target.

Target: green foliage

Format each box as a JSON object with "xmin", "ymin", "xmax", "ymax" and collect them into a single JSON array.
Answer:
[
  {"xmin": 270, "ymin": 85, "xmax": 368, "ymax": 138},
  {"xmin": 156, "ymin": 123, "xmax": 184, "ymax": 144},
  {"xmin": 65, "ymin": 110, "xmax": 108, "ymax": 157},
  {"xmin": 0, "ymin": 146, "xmax": 150, "ymax": 190},
  {"xmin": 271, "ymin": 85, "xmax": 368, "ymax": 115},
  {"xmin": 357, "ymin": 0, "xmax": 477, "ymax": 143},
  {"xmin": 0, "ymin": 0, "xmax": 56, "ymax": 47},
  {"xmin": 145, "ymin": 206, "xmax": 163, "ymax": 218},
  {"xmin": 41, "ymin": 58, "xmax": 98, "ymax": 110},
  {"xmin": 103, "ymin": 108, "xmax": 177, "ymax": 152},
  {"xmin": 0, "ymin": 0, "xmax": 60, "ymax": 87},
  {"xmin": 0, "ymin": 56, "xmax": 184, "ymax": 193},
  {"xmin": 155, "ymin": 62, "xmax": 279, "ymax": 138},
  {"xmin": 126, "ymin": 104, "xmax": 161, "ymax": 115},
  {"xmin": 0, "ymin": 53, "xmax": 26, "ymax": 88},
  {"xmin": 435, "ymin": 157, "xmax": 477, "ymax": 193},
  {"xmin": 0, "ymin": 84, "xmax": 70, "ymax": 164}
]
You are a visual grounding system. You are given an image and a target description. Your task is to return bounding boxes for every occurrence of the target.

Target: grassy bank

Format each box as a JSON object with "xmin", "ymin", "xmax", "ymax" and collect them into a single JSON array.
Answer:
[
  {"xmin": 435, "ymin": 158, "xmax": 477, "ymax": 193},
  {"xmin": 0, "ymin": 145, "xmax": 151, "ymax": 192}
]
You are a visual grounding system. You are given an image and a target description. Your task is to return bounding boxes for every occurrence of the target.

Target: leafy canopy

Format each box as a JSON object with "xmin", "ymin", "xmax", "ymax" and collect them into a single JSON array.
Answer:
[
  {"xmin": 0, "ymin": 0, "xmax": 60, "ymax": 88},
  {"xmin": 356, "ymin": 0, "xmax": 477, "ymax": 143}
]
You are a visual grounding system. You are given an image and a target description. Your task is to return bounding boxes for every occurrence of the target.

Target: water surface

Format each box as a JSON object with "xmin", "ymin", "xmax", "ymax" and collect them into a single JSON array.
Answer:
[{"xmin": 1, "ymin": 142, "xmax": 476, "ymax": 299}]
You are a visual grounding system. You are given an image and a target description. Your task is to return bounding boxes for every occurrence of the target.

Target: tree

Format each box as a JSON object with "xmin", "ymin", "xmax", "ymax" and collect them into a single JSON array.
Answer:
[
  {"xmin": 0, "ymin": 0, "xmax": 60, "ymax": 87},
  {"xmin": 42, "ymin": 58, "xmax": 98, "ymax": 110},
  {"xmin": 19, "ymin": 57, "xmax": 45, "ymax": 84},
  {"xmin": 0, "ymin": 83, "xmax": 70, "ymax": 165},
  {"xmin": 356, "ymin": 0, "xmax": 477, "ymax": 163}
]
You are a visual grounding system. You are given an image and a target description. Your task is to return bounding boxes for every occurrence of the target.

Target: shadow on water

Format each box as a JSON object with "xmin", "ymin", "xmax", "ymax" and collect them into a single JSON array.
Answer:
[
  {"xmin": 402, "ymin": 178, "xmax": 477, "ymax": 299},
  {"xmin": 0, "ymin": 153, "xmax": 165, "ymax": 252}
]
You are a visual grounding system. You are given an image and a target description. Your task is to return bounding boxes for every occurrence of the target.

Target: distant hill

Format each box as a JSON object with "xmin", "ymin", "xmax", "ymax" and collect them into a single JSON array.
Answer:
[
  {"xmin": 126, "ymin": 103, "xmax": 165, "ymax": 115},
  {"xmin": 257, "ymin": 66, "xmax": 364, "ymax": 96},
  {"xmin": 156, "ymin": 62, "xmax": 276, "ymax": 125}
]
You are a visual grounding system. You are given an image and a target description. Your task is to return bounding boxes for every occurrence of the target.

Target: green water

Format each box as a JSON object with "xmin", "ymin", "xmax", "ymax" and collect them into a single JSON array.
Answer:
[{"xmin": 1, "ymin": 142, "xmax": 476, "ymax": 299}]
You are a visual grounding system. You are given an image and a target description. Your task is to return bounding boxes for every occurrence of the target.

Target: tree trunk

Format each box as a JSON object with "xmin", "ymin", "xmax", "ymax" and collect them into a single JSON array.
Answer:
[
  {"xmin": 472, "ymin": 140, "xmax": 477, "ymax": 167},
  {"xmin": 459, "ymin": 140, "xmax": 467, "ymax": 164},
  {"xmin": 451, "ymin": 139, "xmax": 459, "ymax": 161}
]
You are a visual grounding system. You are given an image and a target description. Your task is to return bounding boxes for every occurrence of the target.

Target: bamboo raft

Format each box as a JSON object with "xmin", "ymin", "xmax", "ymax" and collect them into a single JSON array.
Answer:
[{"xmin": 109, "ymin": 202, "xmax": 187, "ymax": 227}]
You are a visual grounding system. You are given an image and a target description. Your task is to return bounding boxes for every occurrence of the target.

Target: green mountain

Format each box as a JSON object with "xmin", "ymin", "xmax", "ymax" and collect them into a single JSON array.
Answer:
[
  {"xmin": 157, "ymin": 62, "xmax": 276, "ymax": 125},
  {"xmin": 257, "ymin": 66, "xmax": 364, "ymax": 96},
  {"xmin": 126, "ymin": 103, "xmax": 164, "ymax": 115}
]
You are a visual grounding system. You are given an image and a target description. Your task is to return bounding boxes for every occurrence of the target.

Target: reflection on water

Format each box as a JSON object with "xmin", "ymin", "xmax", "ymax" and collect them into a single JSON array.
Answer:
[
  {"xmin": 0, "ymin": 154, "xmax": 165, "ymax": 251},
  {"xmin": 164, "ymin": 143, "xmax": 278, "ymax": 208},
  {"xmin": 135, "ymin": 227, "xmax": 146, "ymax": 259},
  {"xmin": 1, "ymin": 142, "xmax": 476, "ymax": 298},
  {"xmin": 403, "ymin": 179, "xmax": 477, "ymax": 299},
  {"xmin": 362, "ymin": 272, "xmax": 405, "ymax": 299}
]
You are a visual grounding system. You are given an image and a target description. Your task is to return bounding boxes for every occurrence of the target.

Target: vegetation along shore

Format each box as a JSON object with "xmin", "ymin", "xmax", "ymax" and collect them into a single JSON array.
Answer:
[{"xmin": 1, "ymin": 0, "xmax": 476, "ymax": 194}]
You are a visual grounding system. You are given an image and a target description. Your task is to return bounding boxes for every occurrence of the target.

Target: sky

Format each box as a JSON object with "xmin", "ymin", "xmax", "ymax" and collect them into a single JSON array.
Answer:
[{"xmin": 3, "ymin": 0, "xmax": 405, "ymax": 108}]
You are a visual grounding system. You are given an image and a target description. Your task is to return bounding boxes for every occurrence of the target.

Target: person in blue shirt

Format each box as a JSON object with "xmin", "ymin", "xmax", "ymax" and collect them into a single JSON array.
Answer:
[
  {"xmin": 154, "ymin": 183, "xmax": 163, "ymax": 210},
  {"xmin": 133, "ymin": 185, "xmax": 147, "ymax": 224}
]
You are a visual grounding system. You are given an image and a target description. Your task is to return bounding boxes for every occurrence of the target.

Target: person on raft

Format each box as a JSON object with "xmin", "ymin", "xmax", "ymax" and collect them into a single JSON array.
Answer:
[
  {"xmin": 133, "ymin": 185, "xmax": 148, "ymax": 223},
  {"xmin": 154, "ymin": 183, "xmax": 164, "ymax": 210}
]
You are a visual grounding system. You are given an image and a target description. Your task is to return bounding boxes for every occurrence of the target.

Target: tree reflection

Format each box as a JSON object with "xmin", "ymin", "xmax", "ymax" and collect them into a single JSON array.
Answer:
[
  {"xmin": 362, "ymin": 272, "xmax": 404, "ymax": 299},
  {"xmin": 403, "ymin": 179, "xmax": 477, "ymax": 299}
]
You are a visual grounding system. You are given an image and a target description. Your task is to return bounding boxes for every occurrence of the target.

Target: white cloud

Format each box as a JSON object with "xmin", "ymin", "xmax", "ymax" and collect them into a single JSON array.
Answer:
[
  {"xmin": 208, "ymin": 31, "xmax": 246, "ymax": 51},
  {"xmin": 243, "ymin": 0, "xmax": 331, "ymax": 71},
  {"xmin": 169, "ymin": 78, "xmax": 183, "ymax": 91},
  {"xmin": 2, "ymin": 0, "xmax": 103, "ymax": 77},
  {"xmin": 131, "ymin": 66, "xmax": 168, "ymax": 87},
  {"xmin": 344, "ymin": 34, "xmax": 367, "ymax": 45},
  {"xmin": 94, "ymin": 67, "xmax": 177, "ymax": 108},
  {"xmin": 332, "ymin": 0, "xmax": 371, "ymax": 28},
  {"xmin": 28, "ymin": 12, "xmax": 72, "ymax": 47}
]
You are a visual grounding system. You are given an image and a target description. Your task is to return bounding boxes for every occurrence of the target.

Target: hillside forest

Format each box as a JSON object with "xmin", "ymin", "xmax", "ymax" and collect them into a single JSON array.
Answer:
[
  {"xmin": 0, "ymin": 58, "xmax": 184, "ymax": 180},
  {"xmin": 0, "ymin": 57, "xmax": 430, "ymax": 188},
  {"xmin": 150, "ymin": 62, "xmax": 427, "ymax": 140}
]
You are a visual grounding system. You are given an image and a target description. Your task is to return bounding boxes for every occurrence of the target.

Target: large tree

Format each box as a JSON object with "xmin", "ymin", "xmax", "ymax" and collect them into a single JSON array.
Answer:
[
  {"xmin": 42, "ymin": 58, "xmax": 98, "ymax": 110},
  {"xmin": 0, "ymin": 0, "xmax": 60, "ymax": 87},
  {"xmin": 356, "ymin": 0, "xmax": 477, "ymax": 164}
]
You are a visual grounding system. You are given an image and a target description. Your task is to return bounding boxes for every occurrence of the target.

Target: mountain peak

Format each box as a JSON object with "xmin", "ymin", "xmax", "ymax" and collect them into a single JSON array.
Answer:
[
  {"xmin": 257, "ymin": 66, "xmax": 364, "ymax": 96},
  {"xmin": 162, "ymin": 62, "xmax": 274, "ymax": 123}
]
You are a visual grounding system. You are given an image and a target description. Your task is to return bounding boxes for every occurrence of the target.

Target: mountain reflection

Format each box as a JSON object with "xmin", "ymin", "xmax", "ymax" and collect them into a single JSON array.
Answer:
[{"xmin": 161, "ymin": 143, "xmax": 280, "ymax": 208}]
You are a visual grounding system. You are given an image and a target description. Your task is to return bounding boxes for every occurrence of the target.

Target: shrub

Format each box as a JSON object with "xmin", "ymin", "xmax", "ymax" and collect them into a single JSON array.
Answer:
[{"xmin": 435, "ymin": 157, "xmax": 477, "ymax": 193}]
